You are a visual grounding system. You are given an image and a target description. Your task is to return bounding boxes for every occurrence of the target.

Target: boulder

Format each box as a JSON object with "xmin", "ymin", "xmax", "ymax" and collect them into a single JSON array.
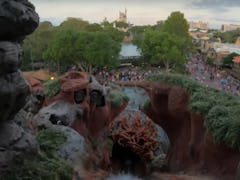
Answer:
[
  {"xmin": 0, "ymin": 41, "xmax": 22, "ymax": 75},
  {"xmin": 0, "ymin": 71, "xmax": 30, "ymax": 122},
  {"xmin": 52, "ymin": 126, "xmax": 86, "ymax": 166},
  {"xmin": 111, "ymin": 110, "xmax": 169, "ymax": 167},
  {"xmin": 0, "ymin": 0, "xmax": 39, "ymax": 40},
  {"xmin": 0, "ymin": 121, "xmax": 38, "ymax": 171},
  {"xmin": 33, "ymin": 100, "xmax": 83, "ymax": 130}
]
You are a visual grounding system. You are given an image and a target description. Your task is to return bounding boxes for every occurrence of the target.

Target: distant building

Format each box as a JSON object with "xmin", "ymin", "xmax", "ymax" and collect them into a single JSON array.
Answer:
[
  {"xmin": 189, "ymin": 21, "xmax": 209, "ymax": 30},
  {"xmin": 114, "ymin": 8, "xmax": 129, "ymax": 32},
  {"xmin": 118, "ymin": 8, "xmax": 127, "ymax": 23},
  {"xmin": 213, "ymin": 42, "xmax": 240, "ymax": 54},
  {"xmin": 207, "ymin": 42, "xmax": 240, "ymax": 65},
  {"xmin": 221, "ymin": 24, "xmax": 240, "ymax": 32}
]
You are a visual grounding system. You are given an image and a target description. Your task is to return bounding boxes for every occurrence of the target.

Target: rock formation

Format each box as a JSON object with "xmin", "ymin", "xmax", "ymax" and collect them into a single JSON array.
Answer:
[
  {"xmin": 31, "ymin": 71, "xmax": 122, "ymax": 171},
  {"xmin": 110, "ymin": 110, "xmax": 169, "ymax": 175},
  {"xmin": 0, "ymin": 0, "xmax": 39, "ymax": 172},
  {"xmin": 42, "ymin": 71, "xmax": 115, "ymax": 138},
  {"xmin": 142, "ymin": 82, "xmax": 240, "ymax": 180}
]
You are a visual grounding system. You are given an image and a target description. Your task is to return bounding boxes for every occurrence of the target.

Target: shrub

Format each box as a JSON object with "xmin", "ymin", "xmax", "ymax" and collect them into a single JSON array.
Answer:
[
  {"xmin": 37, "ymin": 128, "xmax": 67, "ymax": 155},
  {"xmin": 43, "ymin": 78, "xmax": 61, "ymax": 97},
  {"xmin": 2, "ymin": 129, "xmax": 73, "ymax": 180},
  {"xmin": 109, "ymin": 90, "xmax": 129, "ymax": 107}
]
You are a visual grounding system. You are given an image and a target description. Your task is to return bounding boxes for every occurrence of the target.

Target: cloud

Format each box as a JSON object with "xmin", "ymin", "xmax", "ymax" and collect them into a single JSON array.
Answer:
[
  {"xmin": 189, "ymin": 0, "xmax": 240, "ymax": 10},
  {"xmin": 213, "ymin": 17, "xmax": 240, "ymax": 24}
]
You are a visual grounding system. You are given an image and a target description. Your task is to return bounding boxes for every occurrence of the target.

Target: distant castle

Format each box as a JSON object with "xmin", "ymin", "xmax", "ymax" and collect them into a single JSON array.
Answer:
[{"xmin": 118, "ymin": 8, "xmax": 127, "ymax": 23}]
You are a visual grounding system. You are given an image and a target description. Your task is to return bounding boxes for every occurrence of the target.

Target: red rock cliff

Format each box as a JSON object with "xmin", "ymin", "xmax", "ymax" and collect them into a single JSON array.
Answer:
[{"xmin": 123, "ymin": 81, "xmax": 240, "ymax": 180}]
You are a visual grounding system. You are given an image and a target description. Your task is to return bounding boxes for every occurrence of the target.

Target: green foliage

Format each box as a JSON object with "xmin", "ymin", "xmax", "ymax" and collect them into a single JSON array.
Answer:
[
  {"xmin": 2, "ymin": 129, "xmax": 72, "ymax": 180},
  {"xmin": 43, "ymin": 29, "xmax": 78, "ymax": 68},
  {"xmin": 2, "ymin": 153, "xmax": 73, "ymax": 180},
  {"xmin": 37, "ymin": 128, "xmax": 67, "ymax": 155},
  {"xmin": 59, "ymin": 17, "xmax": 90, "ymax": 31},
  {"xmin": 102, "ymin": 26, "xmax": 125, "ymax": 43},
  {"xmin": 43, "ymin": 27, "xmax": 121, "ymax": 72},
  {"xmin": 43, "ymin": 78, "xmax": 61, "ymax": 97},
  {"xmin": 223, "ymin": 52, "xmax": 239, "ymax": 67},
  {"xmin": 163, "ymin": 11, "xmax": 189, "ymax": 37},
  {"xmin": 213, "ymin": 29, "xmax": 240, "ymax": 43},
  {"xmin": 141, "ymin": 30, "xmax": 187, "ymax": 70},
  {"xmin": 206, "ymin": 57, "xmax": 215, "ymax": 65},
  {"xmin": 74, "ymin": 31, "xmax": 121, "ymax": 71},
  {"xmin": 115, "ymin": 21, "xmax": 128, "ymax": 28},
  {"xmin": 147, "ymin": 73, "xmax": 240, "ymax": 150},
  {"xmin": 134, "ymin": 11, "xmax": 194, "ymax": 71},
  {"xmin": 24, "ymin": 18, "xmax": 124, "ymax": 72},
  {"xmin": 206, "ymin": 105, "xmax": 240, "ymax": 149},
  {"xmin": 22, "ymin": 21, "xmax": 56, "ymax": 70},
  {"xmin": 129, "ymin": 25, "xmax": 151, "ymax": 47},
  {"xmin": 109, "ymin": 90, "xmax": 129, "ymax": 107}
]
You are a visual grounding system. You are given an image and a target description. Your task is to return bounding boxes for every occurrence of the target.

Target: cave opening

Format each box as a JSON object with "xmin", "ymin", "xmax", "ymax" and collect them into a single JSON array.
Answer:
[{"xmin": 111, "ymin": 143, "xmax": 148, "ymax": 177}]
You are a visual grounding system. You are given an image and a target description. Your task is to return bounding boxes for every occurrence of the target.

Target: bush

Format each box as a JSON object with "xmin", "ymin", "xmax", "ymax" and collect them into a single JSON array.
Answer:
[
  {"xmin": 2, "ymin": 129, "xmax": 73, "ymax": 180},
  {"xmin": 43, "ymin": 78, "xmax": 61, "ymax": 97},
  {"xmin": 109, "ymin": 90, "xmax": 129, "ymax": 107},
  {"xmin": 37, "ymin": 128, "xmax": 67, "ymax": 155},
  {"xmin": 147, "ymin": 72, "xmax": 240, "ymax": 150}
]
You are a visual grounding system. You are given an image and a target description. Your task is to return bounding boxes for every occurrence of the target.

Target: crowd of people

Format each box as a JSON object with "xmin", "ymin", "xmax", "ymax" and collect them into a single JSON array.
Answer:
[
  {"xmin": 94, "ymin": 53, "xmax": 240, "ymax": 96},
  {"xmin": 95, "ymin": 66, "xmax": 159, "ymax": 85},
  {"xmin": 186, "ymin": 53, "xmax": 240, "ymax": 96}
]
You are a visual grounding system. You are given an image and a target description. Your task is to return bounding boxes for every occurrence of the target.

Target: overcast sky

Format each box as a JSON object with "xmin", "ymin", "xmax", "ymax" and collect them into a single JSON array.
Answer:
[{"xmin": 31, "ymin": 0, "xmax": 240, "ymax": 29}]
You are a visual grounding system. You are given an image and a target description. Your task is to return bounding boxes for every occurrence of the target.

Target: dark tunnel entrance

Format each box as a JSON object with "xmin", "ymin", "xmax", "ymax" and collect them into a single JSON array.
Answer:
[{"xmin": 111, "ymin": 143, "xmax": 148, "ymax": 177}]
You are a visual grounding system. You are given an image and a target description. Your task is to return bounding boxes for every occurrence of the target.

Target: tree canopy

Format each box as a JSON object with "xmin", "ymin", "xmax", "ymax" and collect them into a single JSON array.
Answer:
[
  {"xmin": 135, "ymin": 11, "xmax": 193, "ymax": 72},
  {"xmin": 22, "ymin": 17, "xmax": 125, "ymax": 72},
  {"xmin": 43, "ymin": 29, "xmax": 121, "ymax": 73},
  {"xmin": 142, "ymin": 30, "xmax": 191, "ymax": 71},
  {"xmin": 163, "ymin": 11, "xmax": 189, "ymax": 37},
  {"xmin": 22, "ymin": 21, "xmax": 56, "ymax": 70},
  {"xmin": 213, "ymin": 29, "xmax": 240, "ymax": 43},
  {"xmin": 223, "ymin": 52, "xmax": 239, "ymax": 67}
]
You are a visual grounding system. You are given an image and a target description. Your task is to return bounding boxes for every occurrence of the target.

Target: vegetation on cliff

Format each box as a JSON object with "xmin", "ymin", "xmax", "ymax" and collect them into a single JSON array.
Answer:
[
  {"xmin": 109, "ymin": 90, "xmax": 129, "ymax": 107},
  {"xmin": 43, "ymin": 78, "xmax": 61, "ymax": 97},
  {"xmin": 2, "ymin": 129, "xmax": 73, "ymax": 180},
  {"xmin": 147, "ymin": 73, "xmax": 240, "ymax": 150}
]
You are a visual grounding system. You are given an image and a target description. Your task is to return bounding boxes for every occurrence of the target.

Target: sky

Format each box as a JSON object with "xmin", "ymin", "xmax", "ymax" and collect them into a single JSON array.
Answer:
[{"xmin": 31, "ymin": 0, "xmax": 240, "ymax": 29}]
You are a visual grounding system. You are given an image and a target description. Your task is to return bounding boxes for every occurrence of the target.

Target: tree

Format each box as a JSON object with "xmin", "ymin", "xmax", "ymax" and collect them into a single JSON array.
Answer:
[
  {"xmin": 74, "ymin": 31, "xmax": 121, "ymax": 72},
  {"xmin": 163, "ymin": 11, "xmax": 189, "ymax": 37},
  {"xmin": 102, "ymin": 26, "xmax": 125, "ymax": 43},
  {"xmin": 129, "ymin": 25, "xmax": 151, "ymax": 47},
  {"xmin": 59, "ymin": 17, "xmax": 90, "ymax": 31},
  {"xmin": 43, "ymin": 30, "xmax": 121, "ymax": 73},
  {"xmin": 43, "ymin": 29, "xmax": 78, "ymax": 73},
  {"xmin": 22, "ymin": 21, "xmax": 56, "ymax": 70},
  {"xmin": 213, "ymin": 29, "xmax": 240, "ymax": 43},
  {"xmin": 223, "ymin": 52, "xmax": 239, "ymax": 67},
  {"xmin": 141, "ymin": 30, "xmax": 191, "ymax": 71},
  {"xmin": 115, "ymin": 21, "xmax": 128, "ymax": 28}
]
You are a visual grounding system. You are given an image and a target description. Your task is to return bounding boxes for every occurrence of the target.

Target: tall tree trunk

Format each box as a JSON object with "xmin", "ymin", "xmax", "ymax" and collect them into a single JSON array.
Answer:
[
  {"xmin": 57, "ymin": 60, "xmax": 60, "ymax": 75},
  {"xmin": 89, "ymin": 64, "xmax": 92, "ymax": 74},
  {"xmin": 164, "ymin": 60, "xmax": 170, "ymax": 72}
]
